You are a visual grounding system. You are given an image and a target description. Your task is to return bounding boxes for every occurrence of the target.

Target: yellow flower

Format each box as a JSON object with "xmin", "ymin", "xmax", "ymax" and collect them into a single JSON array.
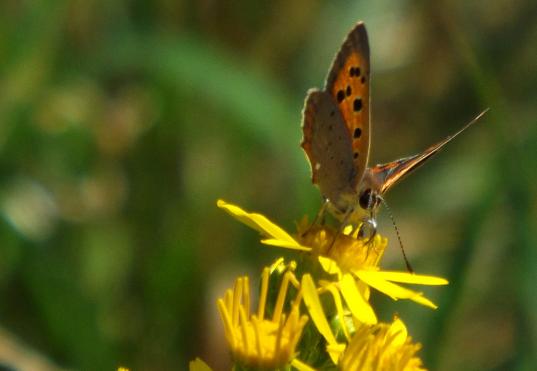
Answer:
[
  {"xmin": 331, "ymin": 317, "xmax": 426, "ymax": 371},
  {"xmin": 217, "ymin": 200, "xmax": 447, "ymax": 309},
  {"xmin": 217, "ymin": 200, "xmax": 448, "ymax": 350},
  {"xmin": 303, "ymin": 279, "xmax": 425, "ymax": 368},
  {"xmin": 217, "ymin": 266, "xmax": 312, "ymax": 370}
]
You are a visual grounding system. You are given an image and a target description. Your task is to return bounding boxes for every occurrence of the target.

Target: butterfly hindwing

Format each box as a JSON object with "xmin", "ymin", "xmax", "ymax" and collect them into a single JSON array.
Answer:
[
  {"xmin": 325, "ymin": 21, "xmax": 371, "ymax": 188},
  {"xmin": 301, "ymin": 89, "xmax": 357, "ymax": 209}
]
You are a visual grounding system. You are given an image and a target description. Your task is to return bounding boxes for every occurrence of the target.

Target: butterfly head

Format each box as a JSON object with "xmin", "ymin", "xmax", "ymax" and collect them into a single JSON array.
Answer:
[
  {"xmin": 358, "ymin": 187, "xmax": 381, "ymax": 214},
  {"xmin": 325, "ymin": 169, "xmax": 384, "ymax": 224},
  {"xmin": 355, "ymin": 167, "xmax": 384, "ymax": 216}
]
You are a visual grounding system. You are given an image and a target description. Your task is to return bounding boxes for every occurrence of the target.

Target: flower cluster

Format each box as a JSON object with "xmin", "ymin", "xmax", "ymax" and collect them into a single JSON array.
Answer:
[{"xmin": 191, "ymin": 200, "xmax": 448, "ymax": 370}]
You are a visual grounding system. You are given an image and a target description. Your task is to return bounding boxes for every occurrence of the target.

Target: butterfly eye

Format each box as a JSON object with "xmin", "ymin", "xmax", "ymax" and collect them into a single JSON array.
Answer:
[{"xmin": 359, "ymin": 189, "xmax": 373, "ymax": 210}]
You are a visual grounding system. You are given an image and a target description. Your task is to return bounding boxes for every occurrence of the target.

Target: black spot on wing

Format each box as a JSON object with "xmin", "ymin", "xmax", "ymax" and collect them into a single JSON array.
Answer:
[
  {"xmin": 337, "ymin": 90, "xmax": 345, "ymax": 102},
  {"xmin": 349, "ymin": 66, "xmax": 361, "ymax": 77},
  {"xmin": 353, "ymin": 98, "xmax": 362, "ymax": 112}
]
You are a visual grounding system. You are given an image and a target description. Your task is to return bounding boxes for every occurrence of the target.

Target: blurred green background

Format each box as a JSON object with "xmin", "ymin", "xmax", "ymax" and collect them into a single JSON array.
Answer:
[{"xmin": 0, "ymin": 0, "xmax": 536, "ymax": 370}]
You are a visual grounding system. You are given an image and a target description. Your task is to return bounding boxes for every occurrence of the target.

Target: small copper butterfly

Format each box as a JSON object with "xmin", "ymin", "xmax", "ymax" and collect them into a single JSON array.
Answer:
[{"xmin": 301, "ymin": 21, "xmax": 487, "ymax": 237}]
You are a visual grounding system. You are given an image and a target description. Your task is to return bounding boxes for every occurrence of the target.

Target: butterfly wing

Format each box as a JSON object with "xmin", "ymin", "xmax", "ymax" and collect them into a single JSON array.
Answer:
[
  {"xmin": 301, "ymin": 89, "xmax": 357, "ymax": 210},
  {"xmin": 324, "ymin": 21, "xmax": 371, "ymax": 189},
  {"xmin": 371, "ymin": 109, "xmax": 489, "ymax": 194}
]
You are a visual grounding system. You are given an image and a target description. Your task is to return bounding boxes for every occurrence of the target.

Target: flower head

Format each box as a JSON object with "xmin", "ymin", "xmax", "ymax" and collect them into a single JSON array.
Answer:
[
  {"xmin": 296, "ymin": 218, "xmax": 385, "ymax": 270},
  {"xmin": 217, "ymin": 266, "xmax": 310, "ymax": 370},
  {"xmin": 217, "ymin": 200, "xmax": 447, "ymax": 310},
  {"xmin": 333, "ymin": 317, "xmax": 425, "ymax": 371}
]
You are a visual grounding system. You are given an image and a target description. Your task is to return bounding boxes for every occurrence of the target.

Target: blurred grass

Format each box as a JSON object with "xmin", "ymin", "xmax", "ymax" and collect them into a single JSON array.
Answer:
[{"xmin": 0, "ymin": 1, "xmax": 536, "ymax": 370}]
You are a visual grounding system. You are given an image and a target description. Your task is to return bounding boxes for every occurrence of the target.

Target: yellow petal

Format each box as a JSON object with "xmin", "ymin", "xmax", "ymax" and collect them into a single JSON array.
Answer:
[
  {"xmin": 326, "ymin": 343, "xmax": 347, "ymax": 366},
  {"xmin": 301, "ymin": 274, "xmax": 337, "ymax": 346},
  {"xmin": 261, "ymin": 238, "xmax": 311, "ymax": 251},
  {"xmin": 356, "ymin": 271, "xmax": 438, "ymax": 309},
  {"xmin": 291, "ymin": 358, "xmax": 317, "ymax": 371},
  {"xmin": 217, "ymin": 200, "xmax": 300, "ymax": 247},
  {"xmin": 339, "ymin": 274, "xmax": 377, "ymax": 325},
  {"xmin": 318, "ymin": 256, "xmax": 341, "ymax": 276},
  {"xmin": 269, "ymin": 257, "xmax": 285, "ymax": 273},
  {"xmin": 356, "ymin": 280, "xmax": 371, "ymax": 301},
  {"xmin": 387, "ymin": 317, "xmax": 408, "ymax": 347},
  {"xmin": 365, "ymin": 271, "xmax": 448, "ymax": 285},
  {"xmin": 342, "ymin": 225, "xmax": 354, "ymax": 235},
  {"xmin": 323, "ymin": 284, "xmax": 351, "ymax": 340},
  {"xmin": 189, "ymin": 358, "xmax": 212, "ymax": 371}
]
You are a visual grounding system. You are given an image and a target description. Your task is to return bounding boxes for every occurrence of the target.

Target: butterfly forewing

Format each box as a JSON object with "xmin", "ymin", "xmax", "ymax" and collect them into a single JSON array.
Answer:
[
  {"xmin": 325, "ymin": 22, "xmax": 371, "ymax": 189},
  {"xmin": 370, "ymin": 109, "xmax": 489, "ymax": 194},
  {"xmin": 301, "ymin": 90, "xmax": 357, "ymax": 210}
]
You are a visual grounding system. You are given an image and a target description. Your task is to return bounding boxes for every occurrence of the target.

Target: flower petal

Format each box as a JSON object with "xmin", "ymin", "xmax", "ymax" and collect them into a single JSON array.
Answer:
[
  {"xmin": 269, "ymin": 257, "xmax": 286, "ymax": 273},
  {"xmin": 321, "ymin": 283, "xmax": 350, "ymax": 340},
  {"xmin": 326, "ymin": 343, "xmax": 347, "ymax": 366},
  {"xmin": 318, "ymin": 256, "xmax": 341, "ymax": 276},
  {"xmin": 189, "ymin": 358, "xmax": 212, "ymax": 371},
  {"xmin": 301, "ymin": 274, "xmax": 338, "ymax": 346},
  {"xmin": 356, "ymin": 271, "xmax": 438, "ymax": 309},
  {"xmin": 387, "ymin": 317, "xmax": 408, "ymax": 347},
  {"xmin": 291, "ymin": 358, "xmax": 317, "ymax": 371},
  {"xmin": 261, "ymin": 238, "xmax": 311, "ymax": 251},
  {"xmin": 356, "ymin": 280, "xmax": 371, "ymax": 301},
  {"xmin": 339, "ymin": 274, "xmax": 377, "ymax": 325},
  {"xmin": 217, "ymin": 200, "xmax": 300, "ymax": 246},
  {"xmin": 365, "ymin": 271, "xmax": 448, "ymax": 285}
]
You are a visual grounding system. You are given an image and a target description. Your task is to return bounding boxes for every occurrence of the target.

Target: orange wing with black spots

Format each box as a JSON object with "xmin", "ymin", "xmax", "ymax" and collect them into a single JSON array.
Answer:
[
  {"xmin": 325, "ymin": 22, "xmax": 371, "ymax": 189},
  {"xmin": 301, "ymin": 22, "xmax": 370, "ymax": 211}
]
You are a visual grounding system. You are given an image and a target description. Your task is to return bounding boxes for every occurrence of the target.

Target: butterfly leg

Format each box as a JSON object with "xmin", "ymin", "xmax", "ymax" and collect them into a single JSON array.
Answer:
[
  {"xmin": 302, "ymin": 198, "xmax": 330, "ymax": 237},
  {"xmin": 327, "ymin": 206, "xmax": 354, "ymax": 252}
]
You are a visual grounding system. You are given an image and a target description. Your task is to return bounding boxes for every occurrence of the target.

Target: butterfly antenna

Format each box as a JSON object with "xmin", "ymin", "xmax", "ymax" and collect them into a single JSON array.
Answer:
[
  {"xmin": 453, "ymin": 108, "xmax": 490, "ymax": 138},
  {"xmin": 378, "ymin": 196, "xmax": 414, "ymax": 273}
]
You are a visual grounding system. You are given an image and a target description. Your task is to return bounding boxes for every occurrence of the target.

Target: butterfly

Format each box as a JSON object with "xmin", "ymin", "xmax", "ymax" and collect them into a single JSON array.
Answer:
[{"xmin": 301, "ymin": 21, "xmax": 487, "ymax": 242}]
